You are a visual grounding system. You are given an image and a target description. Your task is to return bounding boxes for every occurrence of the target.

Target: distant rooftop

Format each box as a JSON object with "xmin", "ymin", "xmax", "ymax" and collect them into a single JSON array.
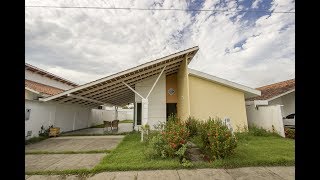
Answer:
[
  {"xmin": 25, "ymin": 63, "xmax": 78, "ymax": 87},
  {"xmin": 246, "ymin": 79, "xmax": 295, "ymax": 101}
]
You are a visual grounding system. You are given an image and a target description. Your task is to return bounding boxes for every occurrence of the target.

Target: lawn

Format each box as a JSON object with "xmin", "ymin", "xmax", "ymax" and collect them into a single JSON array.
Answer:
[
  {"xmin": 91, "ymin": 120, "xmax": 134, "ymax": 128},
  {"xmin": 93, "ymin": 131, "xmax": 294, "ymax": 172}
]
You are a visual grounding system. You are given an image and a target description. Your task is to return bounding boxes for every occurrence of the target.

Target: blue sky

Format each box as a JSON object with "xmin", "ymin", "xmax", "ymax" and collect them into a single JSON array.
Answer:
[{"xmin": 25, "ymin": 0, "xmax": 295, "ymax": 87}]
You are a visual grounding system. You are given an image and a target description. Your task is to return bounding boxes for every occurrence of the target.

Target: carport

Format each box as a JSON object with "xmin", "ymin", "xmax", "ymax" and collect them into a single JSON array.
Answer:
[{"xmin": 39, "ymin": 46, "xmax": 199, "ymax": 130}]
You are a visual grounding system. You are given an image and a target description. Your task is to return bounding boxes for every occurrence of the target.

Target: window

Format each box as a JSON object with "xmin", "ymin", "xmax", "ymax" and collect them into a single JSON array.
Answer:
[{"xmin": 25, "ymin": 109, "xmax": 31, "ymax": 121}]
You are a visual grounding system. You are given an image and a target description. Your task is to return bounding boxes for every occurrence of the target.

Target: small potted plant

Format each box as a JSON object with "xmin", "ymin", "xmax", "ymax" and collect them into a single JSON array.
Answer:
[{"xmin": 49, "ymin": 126, "xmax": 60, "ymax": 137}]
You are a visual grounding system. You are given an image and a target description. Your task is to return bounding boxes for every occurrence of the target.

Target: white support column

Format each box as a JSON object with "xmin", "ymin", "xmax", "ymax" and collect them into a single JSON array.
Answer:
[
  {"xmin": 115, "ymin": 106, "xmax": 118, "ymax": 120},
  {"xmin": 141, "ymin": 98, "xmax": 149, "ymax": 126}
]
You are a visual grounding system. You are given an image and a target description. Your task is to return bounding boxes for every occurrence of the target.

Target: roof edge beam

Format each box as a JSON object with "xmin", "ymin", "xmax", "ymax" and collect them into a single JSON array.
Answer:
[{"xmin": 66, "ymin": 94, "xmax": 111, "ymax": 106}]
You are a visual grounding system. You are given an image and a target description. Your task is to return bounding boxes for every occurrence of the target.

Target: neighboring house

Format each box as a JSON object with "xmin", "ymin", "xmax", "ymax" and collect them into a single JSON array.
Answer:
[
  {"xmin": 245, "ymin": 79, "xmax": 295, "ymax": 137},
  {"xmin": 38, "ymin": 46, "xmax": 261, "ymax": 134},
  {"xmin": 25, "ymin": 63, "xmax": 85, "ymax": 138}
]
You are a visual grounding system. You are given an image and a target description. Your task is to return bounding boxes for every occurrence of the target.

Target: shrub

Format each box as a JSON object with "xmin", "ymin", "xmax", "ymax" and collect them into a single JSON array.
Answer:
[
  {"xmin": 186, "ymin": 116, "xmax": 199, "ymax": 137},
  {"xmin": 161, "ymin": 118, "xmax": 190, "ymax": 157},
  {"xmin": 284, "ymin": 128, "xmax": 295, "ymax": 139},
  {"xmin": 145, "ymin": 115, "xmax": 190, "ymax": 160},
  {"xmin": 38, "ymin": 125, "xmax": 53, "ymax": 137},
  {"xmin": 198, "ymin": 117, "xmax": 237, "ymax": 160}
]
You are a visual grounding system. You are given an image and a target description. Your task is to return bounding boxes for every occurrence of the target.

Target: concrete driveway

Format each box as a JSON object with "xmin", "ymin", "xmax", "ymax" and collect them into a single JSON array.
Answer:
[
  {"xmin": 26, "ymin": 136, "xmax": 124, "ymax": 153},
  {"xmin": 25, "ymin": 136, "xmax": 124, "ymax": 172}
]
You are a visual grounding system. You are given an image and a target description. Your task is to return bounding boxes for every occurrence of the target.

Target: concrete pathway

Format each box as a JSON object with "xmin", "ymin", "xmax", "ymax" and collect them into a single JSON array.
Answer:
[
  {"xmin": 25, "ymin": 136, "xmax": 125, "ymax": 173},
  {"xmin": 25, "ymin": 166, "xmax": 295, "ymax": 180},
  {"xmin": 25, "ymin": 136, "xmax": 124, "ymax": 153},
  {"xmin": 26, "ymin": 154, "xmax": 105, "ymax": 171}
]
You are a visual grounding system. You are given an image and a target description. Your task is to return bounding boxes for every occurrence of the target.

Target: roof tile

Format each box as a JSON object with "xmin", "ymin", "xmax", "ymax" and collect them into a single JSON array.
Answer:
[
  {"xmin": 25, "ymin": 80, "xmax": 64, "ymax": 96},
  {"xmin": 246, "ymin": 79, "xmax": 295, "ymax": 101}
]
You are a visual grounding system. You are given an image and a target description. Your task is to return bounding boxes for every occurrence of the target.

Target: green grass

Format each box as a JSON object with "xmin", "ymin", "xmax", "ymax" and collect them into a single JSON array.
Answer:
[
  {"xmin": 26, "ymin": 132, "xmax": 295, "ymax": 175},
  {"xmin": 25, "ymin": 136, "xmax": 49, "ymax": 145},
  {"xmin": 25, "ymin": 150, "xmax": 111, "ymax": 155},
  {"xmin": 93, "ymin": 132, "xmax": 182, "ymax": 172},
  {"xmin": 119, "ymin": 120, "xmax": 134, "ymax": 123},
  {"xmin": 190, "ymin": 133, "xmax": 295, "ymax": 168},
  {"xmin": 94, "ymin": 132, "xmax": 294, "ymax": 172},
  {"xmin": 91, "ymin": 120, "xmax": 134, "ymax": 128}
]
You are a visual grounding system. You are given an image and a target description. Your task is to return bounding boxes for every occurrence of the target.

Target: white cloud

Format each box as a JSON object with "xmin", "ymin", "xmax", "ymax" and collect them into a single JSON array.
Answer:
[{"xmin": 25, "ymin": 0, "xmax": 295, "ymax": 88}]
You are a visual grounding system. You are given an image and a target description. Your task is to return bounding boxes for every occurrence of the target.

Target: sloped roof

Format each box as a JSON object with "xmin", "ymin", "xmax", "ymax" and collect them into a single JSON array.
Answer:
[
  {"xmin": 246, "ymin": 79, "xmax": 295, "ymax": 101},
  {"xmin": 25, "ymin": 80, "xmax": 64, "ymax": 96},
  {"xmin": 39, "ymin": 46, "xmax": 199, "ymax": 107}
]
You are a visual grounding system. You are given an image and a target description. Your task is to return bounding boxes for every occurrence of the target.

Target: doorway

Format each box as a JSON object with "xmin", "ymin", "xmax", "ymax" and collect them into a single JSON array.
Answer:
[
  {"xmin": 137, "ymin": 103, "xmax": 142, "ymax": 125},
  {"xmin": 166, "ymin": 103, "xmax": 177, "ymax": 121}
]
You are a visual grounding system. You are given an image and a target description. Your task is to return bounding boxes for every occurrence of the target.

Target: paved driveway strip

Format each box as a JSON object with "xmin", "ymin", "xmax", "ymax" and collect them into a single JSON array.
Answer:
[{"xmin": 25, "ymin": 136, "xmax": 124, "ymax": 153}]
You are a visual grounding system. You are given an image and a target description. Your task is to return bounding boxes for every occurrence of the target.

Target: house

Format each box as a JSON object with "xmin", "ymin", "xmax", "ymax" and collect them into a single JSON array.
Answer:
[
  {"xmin": 36, "ymin": 46, "xmax": 260, "ymax": 134},
  {"xmin": 245, "ymin": 79, "xmax": 295, "ymax": 137},
  {"xmin": 25, "ymin": 63, "xmax": 87, "ymax": 138}
]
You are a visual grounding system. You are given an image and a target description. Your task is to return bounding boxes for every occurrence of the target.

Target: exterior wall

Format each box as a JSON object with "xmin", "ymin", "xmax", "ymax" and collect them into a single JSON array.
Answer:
[
  {"xmin": 176, "ymin": 58, "xmax": 190, "ymax": 121},
  {"xmin": 89, "ymin": 109, "xmax": 133, "ymax": 126},
  {"xmin": 25, "ymin": 70, "xmax": 75, "ymax": 90},
  {"xmin": 134, "ymin": 74, "xmax": 166, "ymax": 130},
  {"xmin": 188, "ymin": 75, "xmax": 248, "ymax": 131},
  {"xmin": 269, "ymin": 91, "xmax": 295, "ymax": 117},
  {"xmin": 166, "ymin": 74, "xmax": 178, "ymax": 103},
  {"xmin": 25, "ymin": 90, "xmax": 41, "ymax": 100},
  {"xmin": 25, "ymin": 100, "xmax": 90, "ymax": 139},
  {"xmin": 246, "ymin": 105, "xmax": 285, "ymax": 137}
]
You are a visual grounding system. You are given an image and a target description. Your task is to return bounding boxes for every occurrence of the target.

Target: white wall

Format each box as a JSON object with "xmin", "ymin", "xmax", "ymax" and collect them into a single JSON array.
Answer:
[
  {"xmin": 89, "ymin": 109, "xmax": 133, "ymax": 126},
  {"xmin": 25, "ymin": 70, "xmax": 75, "ymax": 90},
  {"xmin": 25, "ymin": 100, "xmax": 90, "ymax": 139},
  {"xmin": 246, "ymin": 105, "xmax": 285, "ymax": 137},
  {"xmin": 134, "ymin": 74, "xmax": 166, "ymax": 130},
  {"xmin": 269, "ymin": 91, "xmax": 295, "ymax": 117}
]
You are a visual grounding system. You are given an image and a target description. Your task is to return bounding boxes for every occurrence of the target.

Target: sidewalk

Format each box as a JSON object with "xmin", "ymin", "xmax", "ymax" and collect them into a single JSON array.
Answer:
[{"xmin": 25, "ymin": 166, "xmax": 294, "ymax": 180}]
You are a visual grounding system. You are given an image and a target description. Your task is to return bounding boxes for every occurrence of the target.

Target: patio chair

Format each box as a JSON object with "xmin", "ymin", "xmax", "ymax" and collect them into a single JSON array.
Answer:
[
  {"xmin": 112, "ymin": 120, "xmax": 119, "ymax": 130},
  {"xmin": 103, "ymin": 121, "xmax": 112, "ymax": 131}
]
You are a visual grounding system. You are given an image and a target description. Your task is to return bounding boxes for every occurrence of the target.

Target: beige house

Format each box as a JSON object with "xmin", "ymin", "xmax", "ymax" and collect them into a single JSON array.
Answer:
[{"xmin": 38, "ymin": 46, "xmax": 261, "ymax": 132}]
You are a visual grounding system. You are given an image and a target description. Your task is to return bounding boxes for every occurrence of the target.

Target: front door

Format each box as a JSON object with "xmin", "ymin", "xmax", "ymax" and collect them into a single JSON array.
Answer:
[{"xmin": 166, "ymin": 103, "xmax": 177, "ymax": 121}]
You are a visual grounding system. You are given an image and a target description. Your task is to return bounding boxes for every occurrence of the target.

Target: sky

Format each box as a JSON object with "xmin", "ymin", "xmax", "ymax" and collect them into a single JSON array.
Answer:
[{"xmin": 25, "ymin": 0, "xmax": 295, "ymax": 88}]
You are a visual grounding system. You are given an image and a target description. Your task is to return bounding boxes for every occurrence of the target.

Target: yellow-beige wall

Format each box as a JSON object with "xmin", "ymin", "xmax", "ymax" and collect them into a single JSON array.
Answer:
[
  {"xmin": 176, "ymin": 58, "xmax": 190, "ymax": 121},
  {"xmin": 188, "ymin": 75, "xmax": 248, "ymax": 131}
]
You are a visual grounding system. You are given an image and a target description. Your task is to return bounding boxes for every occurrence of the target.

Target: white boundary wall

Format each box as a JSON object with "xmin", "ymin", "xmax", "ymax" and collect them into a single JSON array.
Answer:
[
  {"xmin": 89, "ymin": 109, "xmax": 133, "ymax": 126},
  {"xmin": 246, "ymin": 105, "xmax": 285, "ymax": 137},
  {"xmin": 25, "ymin": 100, "xmax": 90, "ymax": 139}
]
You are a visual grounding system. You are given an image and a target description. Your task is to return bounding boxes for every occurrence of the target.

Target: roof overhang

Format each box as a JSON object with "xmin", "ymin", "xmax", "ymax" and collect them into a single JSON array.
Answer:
[
  {"xmin": 188, "ymin": 68, "xmax": 261, "ymax": 99},
  {"xmin": 39, "ymin": 46, "xmax": 199, "ymax": 108}
]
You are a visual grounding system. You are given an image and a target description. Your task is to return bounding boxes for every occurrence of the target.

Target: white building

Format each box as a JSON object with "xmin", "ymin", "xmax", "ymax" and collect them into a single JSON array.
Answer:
[{"xmin": 245, "ymin": 79, "xmax": 295, "ymax": 137}]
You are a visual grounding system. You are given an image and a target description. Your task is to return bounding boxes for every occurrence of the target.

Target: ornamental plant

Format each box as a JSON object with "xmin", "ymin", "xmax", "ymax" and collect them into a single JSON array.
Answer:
[
  {"xmin": 185, "ymin": 116, "xmax": 199, "ymax": 137},
  {"xmin": 161, "ymin": 116, "xmax": 190, "ymax": 157},
  {"xmin": 199, "ymin": 117, "xmax": 237, "ymax": 160}
]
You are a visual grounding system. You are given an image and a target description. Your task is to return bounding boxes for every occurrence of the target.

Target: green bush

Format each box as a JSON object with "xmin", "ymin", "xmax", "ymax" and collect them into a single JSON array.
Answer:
[
  {"xmin": 162, "ymin": 118, "xmax": 190, "ymax": 157},
  {"xmin": 198, "ymin": 117, "xmax": 237, "ymax": 160},
  {"xmin": 186, "ymin": 116, "xmax": 199, "ymax": 137},
  {"xmin": 145, "ymin": 115, "xmax": 190, "ymax": 160},
  {"xmin": 248, "ymin": 126, "xmax": 280, "ymax": 137},
  {"xmin": 284, "ymin": 128, "xmax": 295, "ymax": 139}
]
